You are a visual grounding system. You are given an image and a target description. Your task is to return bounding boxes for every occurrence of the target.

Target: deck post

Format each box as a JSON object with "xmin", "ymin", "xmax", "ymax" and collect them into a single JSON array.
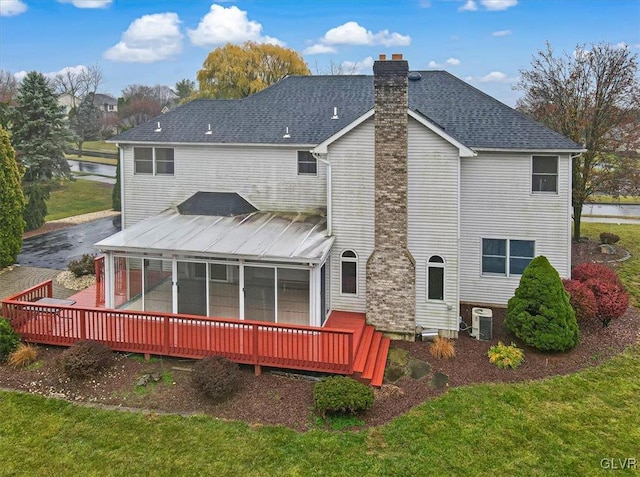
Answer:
[
  {"xmin": 46, "ymin": 281, "xmax": 53, "ymax": 297},
  {"xmin": 252, "ymin": 323, "xmax": 259, "ymax": 368},
  {"xmin": 254, "ymin": 364, "xmax": 262, "ymax": 376},
  {"xmin": 163, "ymin": 315, "xmax": 170, "ymax": 355},
  {"xmin": 79, "ymin": 309, "xmax": 86, "ymax": 340}
]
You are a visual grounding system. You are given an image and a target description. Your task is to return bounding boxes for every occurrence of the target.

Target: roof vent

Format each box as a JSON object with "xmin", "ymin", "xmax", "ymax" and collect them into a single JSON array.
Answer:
[
  {"xmin": 331, "ymin": 107, "xmax": 339, "ymax": 120},
  {"xmin": 283, "ymin": 126, "xmax": 291, "ymax": 138},
  {"xmin": 408, "ymin": 71, "xmax": 422, "ymax": 81},
  {"xmin": 154, "ymin": 122, "xmax": 162, "ymax": 132},
  {"xmin": 205, "ymin": 124, "xmax": 212, "ymax": 135}
]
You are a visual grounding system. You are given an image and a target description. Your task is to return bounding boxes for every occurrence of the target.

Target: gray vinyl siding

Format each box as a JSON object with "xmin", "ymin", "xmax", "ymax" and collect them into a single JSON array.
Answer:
[
  {"xmin": 459, "ymin": 152, "xmax": 572, "ymax": 305},
  {"xmin": 121, "ymin": 145, "xmax": 326, "ymax": 228},
  {"xmin": 408, "ymin": 120, "xmax": 460, "ymax": 332},
  {"xmin": 328, "ymin": 119, "xmax": 375, "ymax": 313}
]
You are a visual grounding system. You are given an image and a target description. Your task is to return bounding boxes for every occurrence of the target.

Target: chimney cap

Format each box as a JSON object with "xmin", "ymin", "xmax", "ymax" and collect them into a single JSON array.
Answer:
[
  {"xmin": 391, "ymin": 53, "xmax": 403, "ymax": 60},
  {"xmin": 378, "ymin": 54, "xmax": 387, "ymax": 61}
]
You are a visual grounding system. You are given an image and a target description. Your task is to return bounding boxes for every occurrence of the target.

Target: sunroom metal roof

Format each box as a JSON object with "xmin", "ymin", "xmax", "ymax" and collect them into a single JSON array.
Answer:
[{"xmin": 95, "ymin": 209, "xmax": 335, "ymax": 264}]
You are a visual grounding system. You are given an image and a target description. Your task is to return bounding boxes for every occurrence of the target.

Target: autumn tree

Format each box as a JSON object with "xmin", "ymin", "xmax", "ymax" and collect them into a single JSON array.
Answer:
[
  {"xmin": 517, "ymin": 42, "xmax": 640, "ymax": 239},
  {"xmin": 0, "ymin": 70, "xmax": 19, "ymax": 128},
  {"xmin": 197, "ymin": 42, "xmax": 310, "ymax": 99},
  {"xmin": 118, "ymin": 84, "xmax": 174, "ymax": 128},
  {"xmin": 0, "ymin": 125, "xmax": 25, "ymax": 267}
]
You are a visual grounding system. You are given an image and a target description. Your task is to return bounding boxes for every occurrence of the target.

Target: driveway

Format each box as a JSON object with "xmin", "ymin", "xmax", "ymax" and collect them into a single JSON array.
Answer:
[{"xmin": 18, "ymin": 217, "xmax": 120, "ymax": 270}]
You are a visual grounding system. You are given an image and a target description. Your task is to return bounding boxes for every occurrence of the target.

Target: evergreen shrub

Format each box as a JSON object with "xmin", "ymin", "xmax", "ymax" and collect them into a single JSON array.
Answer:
[
  {"xmin": 505, "ymin": 256, "xmax": 579, "ymax": 352},
  {"xmin": 313, "ymin": 376, "xmax": 374, "ymax": 417}
]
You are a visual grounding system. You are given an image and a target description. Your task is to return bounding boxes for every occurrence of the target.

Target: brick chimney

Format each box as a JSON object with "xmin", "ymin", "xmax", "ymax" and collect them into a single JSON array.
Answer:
[{"xmin": 366, "ymin": 54, "xmax": 416, "ymax": 338}]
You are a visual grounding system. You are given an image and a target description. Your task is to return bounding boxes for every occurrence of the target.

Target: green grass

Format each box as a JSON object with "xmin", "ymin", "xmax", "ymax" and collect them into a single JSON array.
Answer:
[
  {"xmin": 0, "ymin": 345, "xmax": 638, "ymax": 476},
  {"xmin": 588, "ymin": 195, "xmax": 640, "ymax": 204},
  {"xmin": 65, "ymin": 153, "xmax": 118, "ymax": 166},
  {"xmin": 77, "ymin": 140, "xmax": 118, "ymax": 153},
  {"xmin": 581, "ymin": 223, "xmax": 640, "ymax": 305},
  {"xmin": 45, "ymin": 179, "xmax": 114, "ymax": 221}
]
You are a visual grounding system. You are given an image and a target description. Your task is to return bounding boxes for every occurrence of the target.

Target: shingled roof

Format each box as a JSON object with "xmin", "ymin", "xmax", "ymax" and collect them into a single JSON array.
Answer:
[{"xmin": 112, "ymin": 71, "xmax": 581, "ymax": 151}]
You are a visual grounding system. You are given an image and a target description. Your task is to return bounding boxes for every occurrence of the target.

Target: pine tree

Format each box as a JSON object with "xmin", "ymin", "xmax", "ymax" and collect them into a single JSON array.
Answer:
[
  {"xmin": 23, "ymin": 182, "xmax": 50, "ymax": 232},
  {"xmin": 0, "ymin": 126, "xmax": 25, "ymax": 267},
  {"xmin": 505, "ymin": 256, "xmax": 579, "ymax": 352},
  {"xmin": 11, "ymin": 71, "xmax": 72, "ymax": 182},
  {"xmin": 112, "ymin": 155, "xmax": 121, "ymax": 211}
]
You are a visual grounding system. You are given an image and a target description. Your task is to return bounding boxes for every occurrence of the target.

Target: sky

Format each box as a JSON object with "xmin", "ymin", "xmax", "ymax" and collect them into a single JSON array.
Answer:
[{"xmin": 0, "ymin": 0, "xmax": 639, "ymax": 106}]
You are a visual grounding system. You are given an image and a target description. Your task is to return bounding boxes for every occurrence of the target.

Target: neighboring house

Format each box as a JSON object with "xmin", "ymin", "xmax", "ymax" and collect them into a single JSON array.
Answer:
[
  {"xmin": 99, "ymin": 54, "xmax": 583, "ymax": 340},
  {"xmin": 57, "ymin": 92, "xmax": 79, "ymax": 115},
  {"xmin": 90, "ymin": 93, "xmax": 118, "ymax": 113}
]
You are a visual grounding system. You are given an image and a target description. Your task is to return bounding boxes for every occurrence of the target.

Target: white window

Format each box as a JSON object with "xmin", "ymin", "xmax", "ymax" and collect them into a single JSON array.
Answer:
[
  {"xmin": 297, "ymin": 151, "xmax": 317, "ymax": 175},
  {"xmin": 134, "ymin": 147, "xmax": 174, "ymax": 176},
  {"xmin": 482, "ymin": 239, "xmax": 535, "ymax": 276},
  {"xmin": 532, "ymin": 156, "xmax": 558, "ymax": 193},
  {"xmin": 427, "ymin": 255, "xmax": 445, "ymax": 301},
  {"xmin": 340, "ymin": 250, "xmax": 357, "ymax": 295}
]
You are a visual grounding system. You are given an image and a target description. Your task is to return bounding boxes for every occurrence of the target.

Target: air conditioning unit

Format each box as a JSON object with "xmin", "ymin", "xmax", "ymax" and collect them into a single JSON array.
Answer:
[{"xmin": 470, "ymin": 307, "xmax": 493, "ymax": 341}]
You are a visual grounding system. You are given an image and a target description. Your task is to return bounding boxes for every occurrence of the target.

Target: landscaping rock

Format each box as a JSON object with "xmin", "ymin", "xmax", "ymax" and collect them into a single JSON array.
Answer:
[
  {"xmin": 387, "ymin": 347, "xmax": 410, "ymax": 366},
  {"xmin": 407, "ymin": 358, "xmax": 431, "ymax": 380},
  {"xmin": 431, "ymin": 372, "xmax": 448, "ymax": 389},
  {"xmin": 384, "ymin": 363, "xmax": 406, "ymax": 383}
]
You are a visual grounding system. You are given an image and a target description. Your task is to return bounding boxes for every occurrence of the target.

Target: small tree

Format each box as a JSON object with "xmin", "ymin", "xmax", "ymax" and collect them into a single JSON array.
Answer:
[
  {"xmin": 23, "ymin": 182, "xmax": 50, "ymax": 231},
  {"xmin": 505, "ymin": 256, "xmax": 579, "ymax": 352},
  {"xmin": 0, "ymin": 125, "xmax": 25, "ymax": 267}
]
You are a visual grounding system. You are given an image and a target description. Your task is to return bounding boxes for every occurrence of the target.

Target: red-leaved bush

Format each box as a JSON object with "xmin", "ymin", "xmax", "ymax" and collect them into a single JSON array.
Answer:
[
  {"xmin": 571, "ymin": 263, "xmax": 622, "ymax": 286},
  {"xmin": 584, "ymin": 278, "xmax": 629, "ymax": 327},
  {"xmin": 562, "ymin": 279, "xmax": 598, "ymax": 322}
]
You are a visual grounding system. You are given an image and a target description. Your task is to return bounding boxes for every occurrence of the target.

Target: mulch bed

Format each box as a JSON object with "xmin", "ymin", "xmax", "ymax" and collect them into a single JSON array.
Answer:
[{"xmin": 1, "ymin": 241, "xmax": 637, "ymax": 431}]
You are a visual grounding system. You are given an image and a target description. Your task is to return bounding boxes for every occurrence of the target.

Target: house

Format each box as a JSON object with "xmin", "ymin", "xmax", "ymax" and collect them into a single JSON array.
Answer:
[
  {"xmin": 90, "ymin": 93, "xmax": 118, "ymax": 114},
  {"xmin": 98, "ymin": 54, "xmax": 583, "ymax": 341},
  {"xmin": 57, "ymin": 92, "xmax": 79, "ymax": 115}
]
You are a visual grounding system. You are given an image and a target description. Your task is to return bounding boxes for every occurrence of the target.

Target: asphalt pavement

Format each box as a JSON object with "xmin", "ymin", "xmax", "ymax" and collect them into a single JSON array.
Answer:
[{"xmin": 17, "ymin": 217, "xmax": 120, "ymax": 270}]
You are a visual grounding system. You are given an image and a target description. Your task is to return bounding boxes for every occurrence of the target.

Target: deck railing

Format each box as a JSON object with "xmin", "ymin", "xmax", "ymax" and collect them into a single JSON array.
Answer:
[{"xmin": 1, "ymin": 281, "xmax": 354, "ymax": 375}]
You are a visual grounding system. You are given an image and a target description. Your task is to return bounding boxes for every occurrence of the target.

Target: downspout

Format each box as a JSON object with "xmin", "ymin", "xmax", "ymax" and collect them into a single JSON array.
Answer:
[{"xmin": 313, "ymin": 152, "xmax": 332, "ymax": 236}]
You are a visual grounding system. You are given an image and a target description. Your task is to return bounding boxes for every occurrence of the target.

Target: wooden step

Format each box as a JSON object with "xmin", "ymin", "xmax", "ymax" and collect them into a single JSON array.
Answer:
[
  {"xmin": 353, "ymin": 325, "xmax": 375, "ymax": 374},
  {"xmin": 370, "ymin": 337, "xmax": 391, "ymax": 387},
  {"xmin": 361, "ymin": 332, "xmax": 382, "ymax": 381}
]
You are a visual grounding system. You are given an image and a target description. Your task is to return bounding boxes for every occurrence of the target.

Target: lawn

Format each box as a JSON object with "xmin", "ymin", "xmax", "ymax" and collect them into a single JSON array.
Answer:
[
  {"xmin": 76, "ymin": 140, "xmax": 118, "ymax": 153},
  {"xmin": 46, "ymin": 179, "xmax": 114, "ymax": 221},
  {"xmin": 0, "ymin": 222, "xmax": 636, "ymax": 476},
  {"xmin": 588, "ymin": 195, "xmax": 640, "ymax": 204}
]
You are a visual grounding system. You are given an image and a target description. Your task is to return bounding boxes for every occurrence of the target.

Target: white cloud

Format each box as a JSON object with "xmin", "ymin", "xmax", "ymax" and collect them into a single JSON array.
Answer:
[
  {"xmin": 428, "ymin": 58, "xmax": 460, "ymax": 68},
  {"xmin": 0, "ymin": 0, "xmax": 27, "ymax": 16},
  {"xmin": 305, "ymin": 21, "xmax": 410, "ymax": 54},
  {"xmin": 104, "ymin": 13, "xmax": 183, "ymax": 63},
  {"xmin": 14, "ymin": 65, "xmax": 90, "ymax": 83},
  {"xmin": 14, "ymin": 71, "xmax": 28, "ymax": 82},
  {"xmin": 481, "ymin": 0, "xmax": 518, "ymax": 10},
  {"xmin": 492, "ymin": 30, "xmax": 512, "ymax": 37},
  {"xmin": 340, "ymin": 56, "xmax": 374, "ymax": 74},
  {"xmin": 460, "ymin": 0, "xmax": 517, "ymax": 12},
  {"xmin": 187, "ymin": 4, "xmax": 283, "ymax": 47},
  {"xmin": 57, "ymin": 0, "xmax": 113, "ymax": 8},
  {"xmin": 479, "ymin": 71, "xmax": 510, "ymax": 82},
  {"xmin": 459, "ymin": 0, "xmax": 477, "ymax": 12},
  {"xmin": 303, "ymin": 44, "xmax": 337, "ymax": 55}
]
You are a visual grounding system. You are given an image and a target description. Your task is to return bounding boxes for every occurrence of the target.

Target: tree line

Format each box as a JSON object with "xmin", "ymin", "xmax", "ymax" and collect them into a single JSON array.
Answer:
[{"xmin": 0, "ymin": 40, "xmax": 638, "ymax": 268}]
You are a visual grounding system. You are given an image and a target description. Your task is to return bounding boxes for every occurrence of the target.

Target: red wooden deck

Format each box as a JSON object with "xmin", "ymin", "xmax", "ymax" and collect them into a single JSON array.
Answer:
[{"xmin": 2, "ymin": 281, "xmax": 390, "ymax": 386}]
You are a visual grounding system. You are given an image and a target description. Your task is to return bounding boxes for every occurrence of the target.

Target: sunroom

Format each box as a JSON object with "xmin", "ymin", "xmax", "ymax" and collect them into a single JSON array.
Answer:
[{"xmin": 95, "ymin": 193, "xmax": 334, "ymax": 327}]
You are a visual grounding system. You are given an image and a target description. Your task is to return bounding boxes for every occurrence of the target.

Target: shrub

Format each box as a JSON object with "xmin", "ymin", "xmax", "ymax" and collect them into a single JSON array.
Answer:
[
  {"xmin": 67, "ymin": 254, "xmax": 96, "ymax": 278},
  {"xmin": 313, "ymin": 376, "xmax": 374, "ymax": 417},
  {"xmin": 60, "ymin": 340, "xmax": 112, "ymax": 378},
  {"xmin": 571, "ymin": 262, "xmax": 622, "ymax": 286},
  {"xmin": 488, "ymin": 342, "xmax": 525, "ymax": 369},
  {"xmin": 505, "ymin": 256, "xmax": 579, "ymax": 352},
  {"xmin": 584, "ymin": 279, "xmax": 630, "ymax": 327},
  {"xmin": 0, "ymin": 317, "xmax": 20, "ymax": 362},
  {"xmin": 8, "ymin": 343, "xmax": 38, "ymax": 368},
  {"xmin": 599, "ymin": 232, "xmax": 620, "ymax": 245},
  {"xmin": 562, "ymin": 279, "xmax": 598, "ymax": 322},
  {"xmin": 429, "ymin": 336, "xmax": 456, "ymax": 359},
  {"xmin": 191, "ymin": 355, "xmax": 241, "ymax": 402}
]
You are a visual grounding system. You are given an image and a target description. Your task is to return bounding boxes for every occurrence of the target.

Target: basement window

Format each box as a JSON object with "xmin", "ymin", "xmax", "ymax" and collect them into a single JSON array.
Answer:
[{"xmin": 297, "ymin": 151, "xmax": 317, "ymax": 175}]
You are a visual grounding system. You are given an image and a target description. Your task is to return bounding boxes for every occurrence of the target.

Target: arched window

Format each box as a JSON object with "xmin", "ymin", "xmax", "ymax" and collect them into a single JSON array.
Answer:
[
  {"xmin": 427, "ymin": 255, "xmax": 445, "ymax": 301},
  {"xmin": 341, "ymin": 250, "xmax": 358, "ymax": 295}
]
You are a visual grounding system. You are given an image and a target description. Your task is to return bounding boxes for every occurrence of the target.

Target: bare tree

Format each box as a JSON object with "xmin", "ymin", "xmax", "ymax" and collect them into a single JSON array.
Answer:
[
  {"xmin": 313, "ymin": 59, "xmax": 362, "ymax": 75},
  {"xmin": 517, "ymin": 42, "xmax": 640, "ymax": 239},
  {"xmin": 53, "ymin": 64, "xmax": 104, "ymax": 110},
  {"xmin": 0, "ymin": 70, "xmax": 19, "ymax": 128}
]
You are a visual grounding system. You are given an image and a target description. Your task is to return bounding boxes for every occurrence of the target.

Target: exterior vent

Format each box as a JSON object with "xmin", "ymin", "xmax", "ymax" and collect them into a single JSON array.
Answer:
[
  {"xmin": 408, "ymin": 71, "xmax": 422, "ymax": 81},
  {"xmin": 470, "ymin": 307, "xmax": 493, "ymax": 341}
]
